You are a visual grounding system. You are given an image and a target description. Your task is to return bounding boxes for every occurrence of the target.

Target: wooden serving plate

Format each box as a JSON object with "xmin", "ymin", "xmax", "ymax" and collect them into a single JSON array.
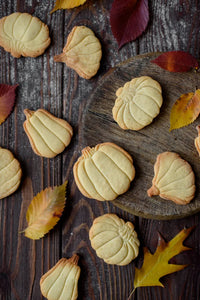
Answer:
[{"xmin": 80, "ymin": 53, "xmax": 200, "ymax": 220}]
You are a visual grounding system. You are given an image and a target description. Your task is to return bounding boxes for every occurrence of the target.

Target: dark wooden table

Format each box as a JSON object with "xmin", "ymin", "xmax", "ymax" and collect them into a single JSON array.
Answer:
[{"xmin": 0, "ymin": 1, "xmax": 200, "ymax": 299}]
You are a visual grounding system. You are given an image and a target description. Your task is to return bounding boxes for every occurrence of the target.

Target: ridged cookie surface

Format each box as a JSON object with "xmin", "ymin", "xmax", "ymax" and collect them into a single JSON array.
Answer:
[
  {"xmin": 0, "ymin": 12, "xmax": 50, "ymax": 58},
  {"xmin": 23, "ymin": 109, "xmax": 73, "ymax": 158},
  {"xmin": 40, "ymin": 255, "xmax": 80, "ymax": 300},
  {"xmin": 147, "ymin": 152, "xmax": 195, "ymax": 205},
  {"xmin": 54, "ymin": 26, "xmax": 102, "ymax": 79},
  {"xmin": 73, "ymin": 142, "xmax": 135, "ymax": 201},
  {"xmin": 89, "ymin": 214, "xmax": 140, "ymax": 265},
  {"xmin": 0, "ymin": 147, "xmax": 22, "ymax": 199},
  {"xmin": 112, "ymin": 76, "xmax": 163, "ymax": 130}
]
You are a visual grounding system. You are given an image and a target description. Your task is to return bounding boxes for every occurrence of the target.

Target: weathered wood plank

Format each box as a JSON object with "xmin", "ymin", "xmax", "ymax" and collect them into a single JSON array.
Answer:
[
  {"xmin": 136, "ymin": 1, "xmax": 200, "ymax": 299},
  {"xmin": 0, "ymin": 0, "xmax": 200, "ymax": 300},
  {"xmin": 0, "ymin": 1, "xmax": 64, "ymax": 299}
]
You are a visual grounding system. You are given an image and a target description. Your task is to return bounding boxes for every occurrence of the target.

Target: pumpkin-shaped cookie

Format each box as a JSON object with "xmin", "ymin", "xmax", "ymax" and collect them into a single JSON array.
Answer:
[
  {"xmin": 0, "ymin": 147, "xmax": 22, "ymax": 199},
  {"xmin": 147, "ymin": 152, "xmax": 195, "ymax": 205},
  {"xmin": 40, "ymin": 254, "xmax": 80, "ymax": 300},
  {"xmin": 73, "ymin": 142, "xmax": 135, "ymax": 201},
  {"xmin": 112, "ymin": 76, "xmax": 163, "ymax": 130},
  {"xmin": 54, "ymin": 26, "xmax": 102, "ymax": 79},
  {"xmin": 23, "ymin": 109, "xmax": 73, "ymax": 158},
  {"xmin": 89, "ymin": 214, "xmax": 140, "ymax": 265},
  {"xmin": 0, "ymin": 12, "xmax": 50, "ymax": 58}
]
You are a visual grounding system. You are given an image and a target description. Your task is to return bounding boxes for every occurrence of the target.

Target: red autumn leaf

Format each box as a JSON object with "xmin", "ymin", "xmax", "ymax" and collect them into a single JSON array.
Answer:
[
  {"xmin": 151, "ymin": 51, "xmax": 199, "ymax": 72},
  {"xmin": 110, "ymin": 0, "xmax": 149, "ymax": 49},
  {"xmin": 0, "ymin": 84, "xmax": 18, "ymax": 125}
]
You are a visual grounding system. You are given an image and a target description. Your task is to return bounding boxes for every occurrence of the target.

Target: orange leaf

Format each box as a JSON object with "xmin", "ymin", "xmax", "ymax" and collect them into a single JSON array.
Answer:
[
  {"xmin": 51, "ymin": 0, "xmax": 87, "ymax": 13},
  {"xmin": 24, "ymin": 181, "xmax": 67, "ymax": 240},
  {"xmin": 170, "ymin": 89, "xmax": 200, "ymax": 131},
  {"xmin": 132, "ymin": 227, "xmax": 193, "ymax": 293},
  {"xmin": 151, "ymin": 51, "xmax": 199, "ymax": 72},
  {"xmin": 0, "ymin": 84, "xmax": 18, "ymax": 125}
]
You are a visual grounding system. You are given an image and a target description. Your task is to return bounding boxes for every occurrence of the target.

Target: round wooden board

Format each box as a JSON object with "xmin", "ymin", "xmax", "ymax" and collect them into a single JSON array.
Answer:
[{"xmin": 80, "ymin": 52, "xmax": 200, "ymax": 220}]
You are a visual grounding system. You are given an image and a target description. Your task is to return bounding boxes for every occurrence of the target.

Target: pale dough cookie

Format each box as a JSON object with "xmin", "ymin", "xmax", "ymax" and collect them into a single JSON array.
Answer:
[
  {"xmin": 147, "ymin": 152, "xmax": 195, "ymax": 205},
  {"xmin": 0, "ymin": 147, "xmax": 22, "ymax": 199},
  {"xmin": 89, "ymin": 214, "xmax": 140, "ymax": 266},
  {"xmin": 73, "ymin": 142, "xmax": 135, "ymax": 201},
  {"xmin": 112, "ymin": 76, "xmax": 163, "ymax": 130},
  {"xmin": 0, "ymin": 12, "xmax": 50, "ymax": 58},
  {"xmin": 23, "ymin": 109, "xmax": 73, "ymax": 158},
  {"xmin": 54, "ymin": 26, "xmax": 102, "ymax": 79},
  {"xmin": 40, "ymin": 254, "xmax": 80, "ymax": 300}
]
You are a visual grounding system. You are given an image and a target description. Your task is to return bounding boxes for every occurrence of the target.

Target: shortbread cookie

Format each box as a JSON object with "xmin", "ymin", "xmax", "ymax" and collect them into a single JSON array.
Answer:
[
  {"xmin": 73, "ymin": 142, "xmax": 135, "ymax": 201},
  {"xmin": 0, "ymin": 12, "xmax": 50, "ymax": 58},
  {"xmin": 40, "ymin": 254, "xmax": 80, "ymax": 300},
  {"xmin": 147, "ymin": 152, "xmax": 195, "ymax": 205},
  {"xmin": 54, "ymin": 26, "xmax": 102, "ymax": 79},
  {"xmin": 195, "ymin": 125, "xmax": 200, "ymax": 156},
  {"xmin": 23, "ymin": 109, "xmax": 73, "ymax": 158},
  {"xmin": 0, "ymin": 147, "xmax": 22, "ymax": 199},
  {"xmin": 89, "ymin": 214, "xmax": 140, "ymax": 265},
  {"xmin": 112, "ymin": 76, "xmax": 163, "ymax": 130}
]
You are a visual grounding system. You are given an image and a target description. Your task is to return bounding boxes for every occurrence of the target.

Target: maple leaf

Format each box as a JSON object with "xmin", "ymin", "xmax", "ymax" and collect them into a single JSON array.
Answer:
[
  {"xmin": 129, "ymin": 227, "xmax": 193, "ymax": 298},
  {"xmin": 24, "ymin": 181, "xmax": 67, "ymax": 240},
  {"xmin": 170, "ymin": 89, "xmax": 200, "ymax": 131},
  {"xmin": 51, "ymin": 0, "xmax": 87, "ymax": 13},
  {"xmin": 0, "ymin": 84, "xmax": 18, "ymax": 125},
  {"xmin": 151, "ymin": 51, "xmax": 199, "ymax": 72},
  {"xmin": 110, "ymin": 0, "xmax": 149, "ymax": 48}
]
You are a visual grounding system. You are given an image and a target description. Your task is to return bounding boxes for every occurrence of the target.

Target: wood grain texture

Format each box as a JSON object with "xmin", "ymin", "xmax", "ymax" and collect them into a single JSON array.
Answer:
[
  {"xmin": 0, "ymin": 0, "xmax": 199, "ymax": 300},
  {"xmin": 81, "ymin": 53, "xmax": 200, "ymax": 219}
]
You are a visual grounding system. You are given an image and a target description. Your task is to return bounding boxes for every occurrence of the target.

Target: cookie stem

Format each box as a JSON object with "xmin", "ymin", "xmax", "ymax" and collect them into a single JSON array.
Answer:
[
  {"xmin": 54, "ymin": 53, "xmax": 66, "ymax": 63},
  {"xmin": 147, "ymin": 185, "xmax": 160, "ymax": 197},
  {"xmin": 68, "ymin": 254, "xmax": 79, "ymax": 266},
  {"xmin": 82, "ymin": 146, "xmax": 95, "ymax": 158},
  {"xmin": 196, "ymin": 125, "xmax": 200, "ymax": 135},
  {"xmin": 24, "ymin": 109, "xmax": 34, "ymax": 119}
]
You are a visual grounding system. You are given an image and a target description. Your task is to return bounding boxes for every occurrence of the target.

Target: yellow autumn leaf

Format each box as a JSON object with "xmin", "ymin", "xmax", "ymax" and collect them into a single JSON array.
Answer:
[
  {"xmin": 131, "ymin": 227, "xmax": 193, "ymax": 295},
  {"xmin": 51, "ymin": 0, "xmax": 87, "ymax": 13},
  {"xmin": 24, "ymin": 181, "xmax": 67, "ymax": 240},
  {"xmin": 170, "ymin": 89, "xmax": 200, "ymax": 131}
]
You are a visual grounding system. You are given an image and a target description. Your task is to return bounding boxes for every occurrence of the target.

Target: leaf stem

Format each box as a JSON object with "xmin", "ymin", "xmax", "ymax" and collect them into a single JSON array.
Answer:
[{"xmin": 128, "ymin": 288, "xmax": 136, "ymax": 300}]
